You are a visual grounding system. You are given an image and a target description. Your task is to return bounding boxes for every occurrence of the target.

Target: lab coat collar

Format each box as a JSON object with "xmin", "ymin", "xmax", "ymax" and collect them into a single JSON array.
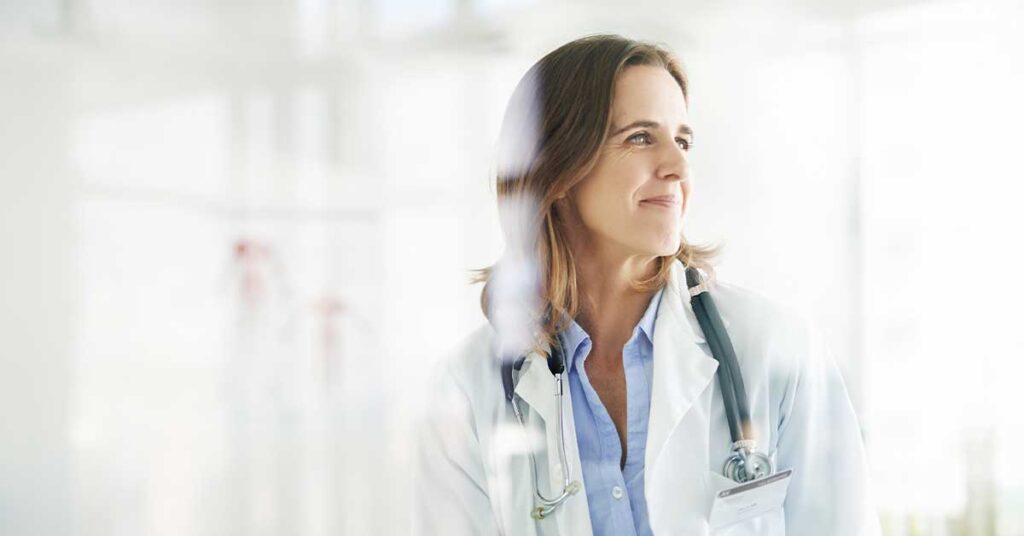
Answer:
[{"xmin": 672, "ymin": 260, "xmax": 730, "ymax": 343}]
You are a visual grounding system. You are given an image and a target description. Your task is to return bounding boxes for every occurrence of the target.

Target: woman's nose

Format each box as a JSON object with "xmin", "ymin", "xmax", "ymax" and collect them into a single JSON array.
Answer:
[{"xmin": 658, "ymin": 142, "xmax": 687, "ymax": 181}]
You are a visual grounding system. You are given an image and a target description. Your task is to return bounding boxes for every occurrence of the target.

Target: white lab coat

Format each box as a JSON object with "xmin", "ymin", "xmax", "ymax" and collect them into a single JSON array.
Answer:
[{"xmin": 412, "ymin": 259, "xmax": 881, "ymax": 535}]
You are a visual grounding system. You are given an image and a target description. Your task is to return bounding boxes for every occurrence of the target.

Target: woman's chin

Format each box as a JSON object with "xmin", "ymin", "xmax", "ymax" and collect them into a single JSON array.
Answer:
[
  {"xmin": 636, "ymin": 241, "xmax": 681, "ymax": 258},
  {"xmin": 649, "ymin": 233, "xmax": 682, "ymax": 256}
]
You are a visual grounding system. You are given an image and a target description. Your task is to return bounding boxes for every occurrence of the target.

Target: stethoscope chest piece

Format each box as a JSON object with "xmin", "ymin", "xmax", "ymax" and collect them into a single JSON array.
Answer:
[{"xmin": 723, "ymin": 444, "xmax": 774, "ymax": 483}]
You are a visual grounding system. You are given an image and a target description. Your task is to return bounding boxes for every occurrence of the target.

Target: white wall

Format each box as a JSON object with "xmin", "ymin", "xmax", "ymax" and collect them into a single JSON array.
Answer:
[{"xmin": 0, "ymin": 40, "xmax": 75, "ymax": 535}]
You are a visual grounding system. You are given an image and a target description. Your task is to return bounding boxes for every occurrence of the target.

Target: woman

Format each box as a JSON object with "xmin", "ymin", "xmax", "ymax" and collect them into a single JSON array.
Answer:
[{"xmin": 413, "ymin": 34, "xmax": 880, "ymax": 535}]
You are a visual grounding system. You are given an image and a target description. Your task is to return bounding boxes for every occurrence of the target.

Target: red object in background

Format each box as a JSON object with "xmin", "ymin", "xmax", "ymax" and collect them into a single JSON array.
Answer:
[
  {"xmin": 233, "ymin": 239, "xmax": 273, "ymax": 304},
  {"xmin": 312, "ymin": 294, "xmax": 347, "ymax": 385}
]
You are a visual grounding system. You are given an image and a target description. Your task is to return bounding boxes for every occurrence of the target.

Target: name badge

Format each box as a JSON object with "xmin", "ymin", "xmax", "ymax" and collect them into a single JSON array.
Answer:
[{"xmin": 708, "ymin": 469, "xmax": 793, "ymax": 529}]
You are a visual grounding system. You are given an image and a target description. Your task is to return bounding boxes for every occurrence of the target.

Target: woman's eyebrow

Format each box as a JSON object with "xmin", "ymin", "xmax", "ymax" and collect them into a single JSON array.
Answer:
[{"xmin": 610, "ymin": 119, "xmax": 694, "ymax": 137}]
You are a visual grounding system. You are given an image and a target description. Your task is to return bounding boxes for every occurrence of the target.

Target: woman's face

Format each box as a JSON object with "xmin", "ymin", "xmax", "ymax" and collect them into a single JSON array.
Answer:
[{"xmin": 565, "ymin": 64, "xmax": 692, "ymax": 259}]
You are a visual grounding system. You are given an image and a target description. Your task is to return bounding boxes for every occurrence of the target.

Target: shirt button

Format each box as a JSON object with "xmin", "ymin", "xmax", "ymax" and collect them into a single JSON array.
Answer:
[{"xmin": 611, "ymin": 486, "xmax": 624, "ymax": 500}]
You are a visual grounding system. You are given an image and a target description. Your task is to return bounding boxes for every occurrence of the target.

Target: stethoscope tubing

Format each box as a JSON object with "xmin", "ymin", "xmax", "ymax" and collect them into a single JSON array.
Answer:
[{"xmin": 687, "ymin": 269, "xmax": 752, "ymax": 444}]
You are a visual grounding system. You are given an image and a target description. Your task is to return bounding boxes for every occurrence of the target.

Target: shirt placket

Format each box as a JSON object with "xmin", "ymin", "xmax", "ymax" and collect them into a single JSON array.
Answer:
[{"xmin": 576, "ymin": 340, "xmax": 638, "ymax": 536}]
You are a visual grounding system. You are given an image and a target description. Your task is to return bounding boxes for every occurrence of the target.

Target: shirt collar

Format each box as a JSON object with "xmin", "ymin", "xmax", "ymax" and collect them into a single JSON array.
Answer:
[{"xmin": 558, "ymin": 285, "xmax": 666, "ymax": 372}]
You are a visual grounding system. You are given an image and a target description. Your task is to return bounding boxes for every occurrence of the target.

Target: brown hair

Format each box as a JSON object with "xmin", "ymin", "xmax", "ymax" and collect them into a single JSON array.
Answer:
[{"xmin": 472, "ymin": 34, "xmax": 721, "ymax": 356}]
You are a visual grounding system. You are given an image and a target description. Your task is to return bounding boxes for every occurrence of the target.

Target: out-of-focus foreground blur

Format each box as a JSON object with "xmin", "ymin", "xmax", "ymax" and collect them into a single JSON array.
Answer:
[{"xmin": 1, "ymin": 0, "xmax": 1022, "ymax": 534}]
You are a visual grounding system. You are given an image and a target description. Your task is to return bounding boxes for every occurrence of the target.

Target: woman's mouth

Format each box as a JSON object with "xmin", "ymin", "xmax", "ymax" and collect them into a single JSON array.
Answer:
[{"xmin": 640, "ymin": 195, "xmax": 681, "ymax": 208}]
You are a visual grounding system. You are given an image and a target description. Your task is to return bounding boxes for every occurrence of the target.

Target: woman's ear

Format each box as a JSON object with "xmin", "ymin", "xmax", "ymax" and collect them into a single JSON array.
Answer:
[
  {"xmin": 553, "ymin": 194, "xmax": 583, "ymax": 231},
  {"xmin": 553, "ymin": 194, "xmax": 571, "ymax": 215}
]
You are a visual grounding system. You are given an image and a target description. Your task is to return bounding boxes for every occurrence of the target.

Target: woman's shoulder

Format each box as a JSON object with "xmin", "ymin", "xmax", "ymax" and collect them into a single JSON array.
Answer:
[
  {"xmin": 712, "ymin": 279, "xmax": 804, "ymax": 323},
  {"xmin": 710, "ymin": 279, "xmax": 820, "ymax": 356},
  {"xmin": 428, "ymin": 322, "xmax": 503, "ymax": 396}
]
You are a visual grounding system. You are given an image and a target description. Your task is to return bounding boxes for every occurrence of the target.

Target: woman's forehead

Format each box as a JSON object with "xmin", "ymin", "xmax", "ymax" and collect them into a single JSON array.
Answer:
[{"xmin": 610, "ymin": 65, "xmax": 688, "ymax": 126}]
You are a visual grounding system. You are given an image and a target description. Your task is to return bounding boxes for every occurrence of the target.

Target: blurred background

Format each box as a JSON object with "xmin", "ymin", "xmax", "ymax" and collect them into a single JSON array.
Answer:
[{"xmin": 1, "ymin": 0, "xmax": 1023, "ymax": 534}]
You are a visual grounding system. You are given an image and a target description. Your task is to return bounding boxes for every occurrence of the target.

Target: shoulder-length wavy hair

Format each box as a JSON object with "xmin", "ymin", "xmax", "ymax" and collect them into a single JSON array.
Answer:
[{"xmin": 472, "ymin": 34, "xmax": 721, "ymax": 356}]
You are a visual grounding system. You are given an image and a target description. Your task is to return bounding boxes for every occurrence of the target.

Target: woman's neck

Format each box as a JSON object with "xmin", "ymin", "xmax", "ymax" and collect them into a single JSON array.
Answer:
[{"xmin": 573, "ymin": 250, "xmax": 659, "ymax": 362}]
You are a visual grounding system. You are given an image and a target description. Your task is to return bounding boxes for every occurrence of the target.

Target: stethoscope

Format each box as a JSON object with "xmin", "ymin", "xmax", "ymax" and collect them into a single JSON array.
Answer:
[{"xmin": 500, "ymin": 266, "xmax": 774, "ymax": 520}]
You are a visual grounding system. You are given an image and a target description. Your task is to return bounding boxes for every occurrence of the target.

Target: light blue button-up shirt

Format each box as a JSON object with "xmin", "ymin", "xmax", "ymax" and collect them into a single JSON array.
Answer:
[{"xmin": 560, "ymin": 286, "xmax": 664, "ymax": 536}]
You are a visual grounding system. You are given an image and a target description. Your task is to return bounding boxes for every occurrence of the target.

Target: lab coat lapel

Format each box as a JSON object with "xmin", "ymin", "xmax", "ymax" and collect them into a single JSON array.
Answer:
[
  {"xmin": 513, "ymin": 348, "xmax": 593, "ymax": 536},
  {"xmin": 512, "ymin": 352, "xmax": 555, "ymax": 425},
  {"xmin": 646, "ymin": 261, "xmax": 721, "ymax": 472}
]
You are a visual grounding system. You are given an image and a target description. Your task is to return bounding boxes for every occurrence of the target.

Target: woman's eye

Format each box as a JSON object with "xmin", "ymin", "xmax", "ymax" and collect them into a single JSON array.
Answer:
[
  {"xmin": 625, "ymin": 131, "xmax": 692, "ymax": 151},
  {"xmin": 626, "ymin": 131, "xmax": 651, "ymax": 144}
]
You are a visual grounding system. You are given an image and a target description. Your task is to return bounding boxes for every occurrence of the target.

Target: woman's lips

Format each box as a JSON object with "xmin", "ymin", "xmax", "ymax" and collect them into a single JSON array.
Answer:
[{"xmin": 640, "ymin": 196, "xmax": 681, "ymax": 208}]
